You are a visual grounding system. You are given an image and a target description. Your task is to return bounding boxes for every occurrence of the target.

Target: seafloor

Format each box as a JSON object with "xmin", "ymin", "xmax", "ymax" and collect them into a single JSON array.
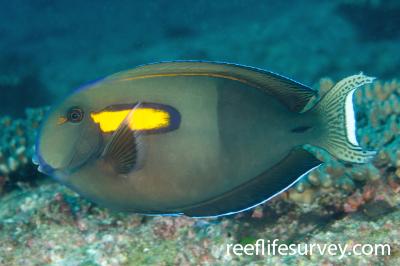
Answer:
[{"xmin": 1, "ymin": 0, "xmax": 400, "ymax": 265}]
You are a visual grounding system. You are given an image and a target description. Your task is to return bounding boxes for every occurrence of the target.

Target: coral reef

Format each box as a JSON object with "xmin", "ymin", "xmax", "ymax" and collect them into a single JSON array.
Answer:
[
  {"xmin": 0, "ymin": 176, "xmax": 399, "ymax": 265},
  {"xmin": 0, "ymin": 107, "xmax": 48, "ymax": 194}
]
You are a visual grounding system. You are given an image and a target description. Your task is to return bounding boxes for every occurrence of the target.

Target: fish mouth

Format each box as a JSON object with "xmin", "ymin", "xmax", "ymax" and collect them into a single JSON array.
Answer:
[
  {"xmin": 33, "ymin": 131, "xmax": 57, "ymax": 176},
  {"xmin": 32, "ymin": 148, "xmax": 55, "ymax": 176},
  {"xmin": 32, "ymin": 138, "xmax": 75, "ymax": 178}
]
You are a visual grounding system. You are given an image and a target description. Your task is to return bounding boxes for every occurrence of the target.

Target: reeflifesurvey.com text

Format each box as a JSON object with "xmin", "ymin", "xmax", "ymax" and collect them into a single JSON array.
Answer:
[{"xmin": 226, "ymin": 239, "xmax": 391, "ymax": 259}]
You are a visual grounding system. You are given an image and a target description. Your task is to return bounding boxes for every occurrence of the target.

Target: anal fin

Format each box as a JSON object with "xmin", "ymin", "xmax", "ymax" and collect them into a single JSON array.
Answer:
[{"xmin": 181, "ymin": 148, "xmax": 322, "ymax": 217}]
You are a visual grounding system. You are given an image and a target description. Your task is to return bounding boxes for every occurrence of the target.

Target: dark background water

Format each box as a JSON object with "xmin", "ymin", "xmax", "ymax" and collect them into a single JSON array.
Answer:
[{"xmin": 1, "ymin": 0, "xmax": 399, "ymax": 116}]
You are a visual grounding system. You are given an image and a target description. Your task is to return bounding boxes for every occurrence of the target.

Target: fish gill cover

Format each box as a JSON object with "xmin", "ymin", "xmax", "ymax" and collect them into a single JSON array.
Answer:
[{"xmin": 0, "ymin": 0, "xmax": 399, "ymax": 265}]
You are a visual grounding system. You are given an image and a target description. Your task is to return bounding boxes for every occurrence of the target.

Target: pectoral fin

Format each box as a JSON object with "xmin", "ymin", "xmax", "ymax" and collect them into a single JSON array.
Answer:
[{"xmin": 102, "ymin": 105, "xmax": 141, "ymax": 174}]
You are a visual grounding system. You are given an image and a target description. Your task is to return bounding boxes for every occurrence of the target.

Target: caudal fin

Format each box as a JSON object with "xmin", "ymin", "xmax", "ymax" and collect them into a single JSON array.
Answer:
[{"xmin": 313, "ymin": 73, "xmax": 376, "ymax": 163}]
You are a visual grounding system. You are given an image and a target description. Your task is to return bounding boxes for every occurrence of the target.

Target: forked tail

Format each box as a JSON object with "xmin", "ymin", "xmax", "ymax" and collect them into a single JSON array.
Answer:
[{"xmin": 312, "ymin": 73, "xmax": 376, "ymax": 163}]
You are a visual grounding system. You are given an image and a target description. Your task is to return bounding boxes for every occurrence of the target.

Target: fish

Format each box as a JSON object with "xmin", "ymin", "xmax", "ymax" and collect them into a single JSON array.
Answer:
[{"xmin": 34, "ymin": 61, "xmax": 376, "ymax": 217}]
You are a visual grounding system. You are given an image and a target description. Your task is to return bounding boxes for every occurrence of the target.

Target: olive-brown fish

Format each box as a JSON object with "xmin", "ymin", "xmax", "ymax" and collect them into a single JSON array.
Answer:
[{"xmin": 34, "ymin": 61, "xmax": 376, "ymax": 217}]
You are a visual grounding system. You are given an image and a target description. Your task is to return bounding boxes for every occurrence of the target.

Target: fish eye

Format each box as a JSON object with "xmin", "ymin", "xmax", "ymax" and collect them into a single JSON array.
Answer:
[{"xmin": 67, "ymin": 107, "xmax": 84, "ymax": 123}]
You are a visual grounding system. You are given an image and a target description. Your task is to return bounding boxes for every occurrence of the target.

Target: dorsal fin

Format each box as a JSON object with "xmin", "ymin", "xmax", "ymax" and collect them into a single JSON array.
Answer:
[{"xmin": 106, "ymin": 61, "xmax": 318, "ymax": 113}]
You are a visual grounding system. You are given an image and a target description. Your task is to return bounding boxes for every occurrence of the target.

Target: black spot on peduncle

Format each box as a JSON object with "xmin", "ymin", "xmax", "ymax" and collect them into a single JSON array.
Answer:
[{"xmin": 291, "ymin": 126, "xmax": 313, "ymax": 133}]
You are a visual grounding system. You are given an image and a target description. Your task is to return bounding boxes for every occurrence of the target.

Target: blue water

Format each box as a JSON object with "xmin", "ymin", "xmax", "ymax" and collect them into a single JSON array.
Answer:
[{"xmin": 1, "ymin": 0, "xmax": 399, "ymax": 116}]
